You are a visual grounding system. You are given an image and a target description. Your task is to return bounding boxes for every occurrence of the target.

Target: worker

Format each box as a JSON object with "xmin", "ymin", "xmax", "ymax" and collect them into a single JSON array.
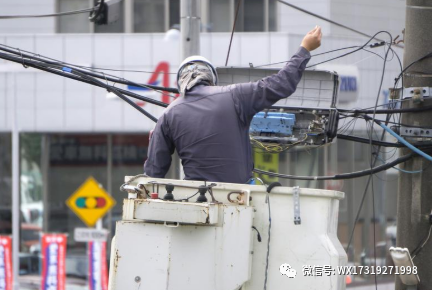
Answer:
[{"xmin": 144, "ymin": 26, "xmax": 322, "ymax": 183}]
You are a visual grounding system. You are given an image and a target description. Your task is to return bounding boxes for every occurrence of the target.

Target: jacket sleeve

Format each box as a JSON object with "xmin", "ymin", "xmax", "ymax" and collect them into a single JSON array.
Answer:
[
  {"xmin": 144, "ymin": 114, "xmax": 175, "ymax": 178},
  {"xmin": 231, "ymin": 46, "xmax": 311, "ymax": 124}
]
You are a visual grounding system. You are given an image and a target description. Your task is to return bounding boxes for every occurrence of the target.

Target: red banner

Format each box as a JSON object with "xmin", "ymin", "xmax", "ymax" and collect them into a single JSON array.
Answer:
[
  {"xmin": 41, "ymin": 234, "xmax": 67, "ymax": 290},
  {"xmin": 0, "ymin": 236, "xmax": 12, "ymax": 290},
  {"xmin": 88, "ymin": 241, "xmax": 108, "ymax": 290}
]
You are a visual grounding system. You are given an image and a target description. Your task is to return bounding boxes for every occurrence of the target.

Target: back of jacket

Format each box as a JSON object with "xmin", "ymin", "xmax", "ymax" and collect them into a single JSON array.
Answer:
[{"xmin": 144, "ymin": 47, "xmax": 311, "ymax": 183}]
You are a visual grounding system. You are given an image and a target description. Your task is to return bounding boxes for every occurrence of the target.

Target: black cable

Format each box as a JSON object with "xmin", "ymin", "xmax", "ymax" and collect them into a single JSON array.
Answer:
[
  {"xmin": 225, "ymin": 0, "xmax": 242, "ymax": 66},
  {"xmin": 345, "ymin": 36, "xmax": 393, "ymax": 271},
  {"xmin": 277, "ymin": 0, "xmax": 403, "ymax": 49},
  {"xmin": 254, "ymin": 43, "xmax": 385, "ymax": 69},
  {"xmin": 254, "ymin": 45, "xmax": 362, "ymax": 68},
  {"xmin": 0, "ymin": 51, "xmax": 161, "ymax": 121},
  {"xmin": 252, "ymin": 226, "xmax": 262, "ymax": 242},
  {"xmin": 340, "ymin": 132, "xmax": 432, "ymax": 148},
  {"xmin": 338, "ymin": 105, "xmax": 432, "ymax": 114},
  {"xmin": 337, "ymin": 134, "xmax": 404, "ymax": 148},
  {"xmin": 394, "ymin": 51, "xmax": 432, "ymax": 87},
  {"xmin": 306, "ymin": 32, "xmax": 390, "ymax": 68},
  {"xmin": 0, "ymin": 44, "xmax": 179, "ymax": 94},
  {"xmin": 69, "ymin": 67, "xmax": 159, "ymax": 122},
  {"xmin": 174, "ymin": 190, "xmax": 200, "ymax": 202},
  {"xmin": 349, "ymin": 116, "xmax": 432, "ymax": 130},
  {"xmin": 0, "ymin": 7, "xmax": 95, "ymax": 19},
  {"xmin": 89, "ymin": 0, "xmax": 105, "ymax": 22},
  {"xmin": 263, "ymin": 182, "xmax": 281, "ymax": 290},
  {"xmin": 253, "ymin": 153, "xmax": 414, "ymax": 180},
  {"xmin": 411, "ymin": 224, "xmax": 432, "ymax": 259},
  {"xmin": 75, "ymin": 66, "xmax": 177, "ymax": 75},
  {"xmin": 0, "ymin": 51, "xmax": 168, "ymax": 109}
]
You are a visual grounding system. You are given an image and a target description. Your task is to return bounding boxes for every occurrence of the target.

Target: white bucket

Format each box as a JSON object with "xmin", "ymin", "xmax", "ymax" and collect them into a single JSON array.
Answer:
[{"xmin": 109, "ymin": 177, "xmax": 347, "ymax": 290}]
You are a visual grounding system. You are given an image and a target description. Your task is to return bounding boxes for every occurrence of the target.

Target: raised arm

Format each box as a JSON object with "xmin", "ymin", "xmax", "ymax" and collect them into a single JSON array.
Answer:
[{"xmin": 231, "ymin": 26, "xmax": 322, "ymax": 124}]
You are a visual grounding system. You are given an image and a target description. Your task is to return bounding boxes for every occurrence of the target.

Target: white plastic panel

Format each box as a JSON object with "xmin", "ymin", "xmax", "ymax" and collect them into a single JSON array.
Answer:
[{"xmin": 110, "ymin": 203, "xmax": 254, "ymax": 290}]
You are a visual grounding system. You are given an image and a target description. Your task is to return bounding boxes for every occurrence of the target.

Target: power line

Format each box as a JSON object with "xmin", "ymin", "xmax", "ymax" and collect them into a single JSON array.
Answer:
[
  {"xmin": 277, "ymin": 0, "xmax": 403, "ymax": 49},
  {"xmin": 253, "ymin": 152, "xmax": 414, "ymax": 180},
  {"xmin": 0, "ymin": 7, "xmax": 96, "ymax": 19},
  {"xmin": 225, "ymin": 0, "xmax": 242, "ymax": 66}
]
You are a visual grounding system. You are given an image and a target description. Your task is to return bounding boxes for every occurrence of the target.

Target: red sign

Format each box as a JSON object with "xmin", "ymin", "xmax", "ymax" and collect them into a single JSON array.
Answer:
[
  {"xmin": 0, "ymin": 236, "xmax": 13, "ymax": 290},
  {"xmin": 88, "ymin": 241, "xmax": 108, "ymax": 290},
  {"xmin": 41, "ymin": 234, "xmax": 67, "ymax": 290},
  {"xmin": 128, "ymin": 62, "xmax": 178, "ymax": 106}
]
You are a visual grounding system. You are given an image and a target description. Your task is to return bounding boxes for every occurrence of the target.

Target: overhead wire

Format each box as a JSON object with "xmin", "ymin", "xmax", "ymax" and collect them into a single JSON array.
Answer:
[
  {"xmin": 0, "ymin": 7, "xmax": 96, "ymax": 19},
  {"xmin": 0, "ymin": 51, "xmax": 167, "ymax": 118},
  {"xmin": 0, "ymin": 43, "xmax": 179, "ymax": 94},
  {"xmin": 277, "ymin": 0, "xmax": 403, "ymax": 49},
  {"xmin": 346, "ymin": 34, "xmax": 394, "ymax": 273},
  {"xmin": 225, "ymin": 0, "xmax": 242, "ymax": 66}
]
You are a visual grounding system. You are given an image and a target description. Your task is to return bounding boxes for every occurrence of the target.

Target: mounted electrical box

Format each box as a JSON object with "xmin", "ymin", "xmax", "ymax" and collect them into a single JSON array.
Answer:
[{"xmin": 217, "ymin": 67, "xmax": 340, "ymax": 148}]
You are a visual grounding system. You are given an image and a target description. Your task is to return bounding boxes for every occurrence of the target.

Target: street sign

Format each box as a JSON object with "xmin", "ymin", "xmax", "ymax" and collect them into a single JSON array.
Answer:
[
  {"xmin": 74, "ymin": 228, "xmax": 109, "ymax": 242},
  {"xmin": 66, "ymin": 177, "xmax": 116, "ymax": 227}
]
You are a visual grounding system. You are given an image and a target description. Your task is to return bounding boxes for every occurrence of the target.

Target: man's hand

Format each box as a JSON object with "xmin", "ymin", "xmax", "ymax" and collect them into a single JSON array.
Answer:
[{"xmin": 301, "ymin": 26, "xmax": 322, "ymax": 52}]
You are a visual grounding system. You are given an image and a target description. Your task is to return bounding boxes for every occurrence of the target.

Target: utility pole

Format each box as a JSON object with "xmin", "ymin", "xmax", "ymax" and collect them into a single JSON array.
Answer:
[
  {"xmin": 396, "ymin": 1, "xmax": 432, "ymax": 289},
  {"xmin": 177, "ymin": 0, "xmax": 201, "ymax": 179},
  {"xmin": 180, "ymin": 0, "xmax": 201, "ymax": 60}
]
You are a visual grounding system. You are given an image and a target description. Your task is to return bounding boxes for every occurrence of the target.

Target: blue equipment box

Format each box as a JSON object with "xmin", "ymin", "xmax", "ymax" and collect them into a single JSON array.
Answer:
[{"xmin": 250, "ymin": 112, "xmax": 295, "ymax": 135}]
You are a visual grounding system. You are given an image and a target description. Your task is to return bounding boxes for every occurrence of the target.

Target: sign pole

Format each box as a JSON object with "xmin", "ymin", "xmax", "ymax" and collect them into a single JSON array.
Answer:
[{"xmin": 11, "ymin": 73, "xmax": 20, "ymax": 290}]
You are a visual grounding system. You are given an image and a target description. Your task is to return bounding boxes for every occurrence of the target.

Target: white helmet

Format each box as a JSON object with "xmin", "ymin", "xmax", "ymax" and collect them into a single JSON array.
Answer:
[{"xmin": 177, "ymin": 55, "xmax": 218, "ymax": 89}]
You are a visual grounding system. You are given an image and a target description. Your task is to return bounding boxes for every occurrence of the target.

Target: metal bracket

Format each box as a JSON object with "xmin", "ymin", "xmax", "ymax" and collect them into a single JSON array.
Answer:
[
  {"xmin": 403, "ymin": 87, "xmax": 431, "ymax": 99},
  {"xmin": 400, "ymin": 126, "xmax": 432, "ymax": 138},
  {"xmin": 293, "ymin": 186, "xmax": 301, "ymax": 225}
]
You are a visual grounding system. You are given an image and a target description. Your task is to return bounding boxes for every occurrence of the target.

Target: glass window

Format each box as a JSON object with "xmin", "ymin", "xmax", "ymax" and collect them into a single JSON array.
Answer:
[
  {"xmin": 110, "ymin": 134, "xmax": 149, "ymax": 232},
  {"xmin": 57, "ymin": 0, "xmax": 91, "ymax": 33},
  {"xmin": 169, "ymin": 0, "xmax": 180, "ymax": 28},
  {"xmin": 209, "ymin": 0, "xmax": 231, "ymax": 32},
  {"xmin": 269, "ymin": 0, "xmax": 277, "ymax": 32},
  {"xmin": 0, "ymin": 134, "xmax": 12, "ymax": 235},
  {"xmin": 243, "ymin": 0, "xmax": 264, "ymax": 32},
  {"xmin": 134, "ymin": 0, "xmax": 165, "ymax": 32},
  {"xmin": 20, "ymin": 134, "xmax": 44, "ymax": 265}
]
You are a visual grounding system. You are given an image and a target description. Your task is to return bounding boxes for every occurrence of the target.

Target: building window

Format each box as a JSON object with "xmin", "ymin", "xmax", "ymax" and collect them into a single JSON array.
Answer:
[
  {"xmin": 57, "ymin": 0, "xmax": 276, "ymax": 34},
  {"xmin": 208, "ymin": 0, "xmax": 232, "ymax": 32},
  {"xmin": 0, "ymin": 134, "xmax": 12, "ymax": 235},
  {"xmin": 208, "ymin": 0, "xmax": 277, "ymax": 33},
  {"xmin": 57, "ymin": 0, "xmax": 91, "ymax": 33},
  {"xmin": 134, "ymin": 0, "xmax": 166, "ymax": 32}
]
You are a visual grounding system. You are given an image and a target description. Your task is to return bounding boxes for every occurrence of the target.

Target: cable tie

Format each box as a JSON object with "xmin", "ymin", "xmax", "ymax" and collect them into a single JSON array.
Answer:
[{"xmin": 62, "ymin": 67, "xmax": 72, "ymax": 73}]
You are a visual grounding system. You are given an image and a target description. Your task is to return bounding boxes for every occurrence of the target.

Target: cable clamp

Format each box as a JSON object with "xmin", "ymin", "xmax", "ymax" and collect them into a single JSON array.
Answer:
[
  {"xmin": 400, "ymin": 126, "xmax": 432, "ymax": 138},
  {"xmin": 293, "ymin": 186, "xmax": 301, "ymax": 225}
]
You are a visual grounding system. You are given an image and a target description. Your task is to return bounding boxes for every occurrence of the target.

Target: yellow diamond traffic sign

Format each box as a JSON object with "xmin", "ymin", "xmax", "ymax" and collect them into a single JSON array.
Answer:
[{"xmin": 66, "ymin": 177, "xmax": 116, "ymax": 227}]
